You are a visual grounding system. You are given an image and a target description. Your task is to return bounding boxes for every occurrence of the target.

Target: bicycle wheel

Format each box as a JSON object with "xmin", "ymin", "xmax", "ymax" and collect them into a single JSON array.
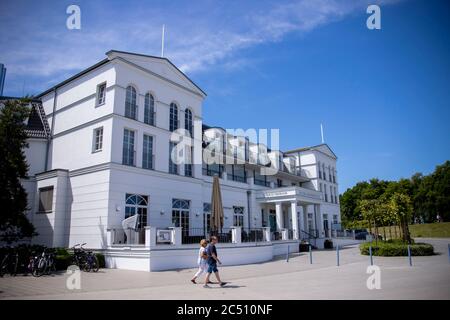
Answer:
[
  {"xmin": 34, "ymin": 257, "xmax": 47, "ymax": 277},
  {"xmin": 90, "ymin": 255, "xmax": 99, "ymax": 273},
  {"xmin": 11, "ymin": 255, "xmax": 18, "ymax": 276},
  {"xmin": 0, "ymin": 256, "xmax": 8, "ymax": 277}
]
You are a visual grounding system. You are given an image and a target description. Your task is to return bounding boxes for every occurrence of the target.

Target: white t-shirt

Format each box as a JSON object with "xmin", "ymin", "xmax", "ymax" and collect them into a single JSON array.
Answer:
[{"xmin": 197, "ymin": 247, "xmax": 206, "ymax": 265}]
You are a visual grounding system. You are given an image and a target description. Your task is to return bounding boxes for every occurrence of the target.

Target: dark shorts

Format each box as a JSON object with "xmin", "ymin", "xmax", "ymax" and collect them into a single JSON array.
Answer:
[{"xmin": 207, "ymin": 263, "xmax": 218, "ymax": 273}]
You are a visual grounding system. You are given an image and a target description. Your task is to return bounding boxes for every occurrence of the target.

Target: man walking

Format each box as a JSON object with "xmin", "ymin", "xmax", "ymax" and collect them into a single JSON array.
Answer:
[{"xmin": 204, "ymin": 236, "xmax": 227, "ymax": 288}]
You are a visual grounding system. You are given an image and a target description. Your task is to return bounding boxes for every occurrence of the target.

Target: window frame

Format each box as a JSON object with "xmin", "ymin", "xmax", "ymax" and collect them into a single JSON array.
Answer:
[
  {"xmin": 38, "ymin": 186, "xmax": 54, "ymax": 213},
  {"xmin": 122, "ymin": 128, "xmax": 136, "ymax": 166},
  {"xmin": 169, "ymin": 102, "xmax": 179, "ymax": 132},
  {"xmin": 92, "ymin": 126, "xmax": 104, "ymax": 153},
  {"xmin": 125, "ymin": 85, "xmax": 138, "ymax": 120},
  {"xmin": 144, "ymin": 92, "xmax": 155, "ymax": 126},
  {"xmin": 96, "ymin": 82, "xmax": 107, "ymax": 106},
  {"xmin": 169, "ymin": 141, "xmax": 178, "ymax": 174},
  {"xmin": 184, "ymin": 108, "xmax": 193, "ymax": 137},
  {"xmin": 142, "ymin": 134, "xmax": 154, "ymax": 170},
  {"xmin": 233, "ymin": 206, "xmax": 245, "ymax": 227}
]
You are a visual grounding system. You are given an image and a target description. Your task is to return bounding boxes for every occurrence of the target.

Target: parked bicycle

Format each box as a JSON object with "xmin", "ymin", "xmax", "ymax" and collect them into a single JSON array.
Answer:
[
  {"xmin": 0, "ymin": 247, "xmax": 19, "ymax": 277},
  {"xmin": 72, "ymin": 243, "xmax": 99, "ymax": 272},
  {"xmin": 31, "ymin": 249, "xmax": 56, "ymax": 277}
]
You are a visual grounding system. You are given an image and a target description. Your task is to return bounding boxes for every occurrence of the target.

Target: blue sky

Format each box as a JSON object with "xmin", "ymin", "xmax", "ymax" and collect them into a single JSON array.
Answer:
[{"xmin": 1, "ymin": 0, "xmax": 449, "ymax": 191}]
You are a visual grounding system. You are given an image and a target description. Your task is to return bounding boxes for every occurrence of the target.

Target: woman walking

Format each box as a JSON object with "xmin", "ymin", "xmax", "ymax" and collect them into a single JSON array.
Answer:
[{"xmin": 191, "ymin": 239, "xmax": 208, "ymax": 284}]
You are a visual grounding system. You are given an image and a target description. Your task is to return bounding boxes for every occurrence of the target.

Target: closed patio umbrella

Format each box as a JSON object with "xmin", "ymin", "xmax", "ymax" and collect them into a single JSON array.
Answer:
[{"xmin": 210, "ymin": 175, "xmax": 224, "ymax": 234}]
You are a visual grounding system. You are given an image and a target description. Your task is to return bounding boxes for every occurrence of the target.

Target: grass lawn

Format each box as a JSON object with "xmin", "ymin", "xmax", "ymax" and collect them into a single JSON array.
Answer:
[{"xmin": 381, "ymin": 222, "xmax": 450, "ymax": 238}]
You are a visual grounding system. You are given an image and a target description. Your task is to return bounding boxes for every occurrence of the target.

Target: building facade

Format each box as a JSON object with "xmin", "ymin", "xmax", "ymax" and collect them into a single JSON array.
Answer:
[{"xmin": 4, "ymin": 50, "xmax": 341, "ymax": 250}]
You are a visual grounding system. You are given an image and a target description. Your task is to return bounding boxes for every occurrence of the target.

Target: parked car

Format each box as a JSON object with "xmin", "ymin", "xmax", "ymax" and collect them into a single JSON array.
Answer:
[{"xmin": 354, "ymin": 230, "xmax": 382, "ymax": 240}]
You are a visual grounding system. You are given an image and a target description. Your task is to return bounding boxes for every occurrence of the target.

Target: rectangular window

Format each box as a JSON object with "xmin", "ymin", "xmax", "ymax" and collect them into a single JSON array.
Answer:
[
  {"xmin": 254, "ymin": 170, "xmax": 270, "ymax": 187},
  {"xmin": 261, "ymin": 209, "xmax": 267, "ymax": 227},
  {"xmin": 277, "ymin": 179, "xmax": 283, "ymax": 188},
  {"xmin": 184, "ymin": 146, "xmax": 193, "ymax": 177},
  {"xmin": 334, "ymin": 187, "xmax": 338, "ymax": 204},
  {"xmin": 142, "ymin": 134, "xmax": 153, "ymax": 170},
  {"xmin": 122, "ymin": 129, "xmax": 135, "ymax": 166},
  {"xmin": 169, "ymin": 142, "xmax": 178, "ymax": 174},
  {"xmin": 233, "ymin": 206, "xmax": 245, "ymax": 227},
  {"xmin": 93, "ymin": 127, "xmax": 103, "ymax": 152},
  {"xmin": 172, "ymin": 199, "xmax": 190, "ymax": 235},
  {"xmin": 318, "ymin": 162, "xmax": 322, "ymax": 179},
  {"xmin": 227, "ymin": 165, "xmax": 246, "ymax": 183},
  {"xmin": 203, "ymin": 163, "xmax": 223, "ymax": 177},
  {"xmin": 96, "ymin": 83, "xmax": 106, "ymax": 106},
  {"xmin": 38, "ymin": 186, "xmax": 53, "ymax": 213},
  {"xmin": 323, "ymin": 214, "xmax": 329, "ymax": 231}
]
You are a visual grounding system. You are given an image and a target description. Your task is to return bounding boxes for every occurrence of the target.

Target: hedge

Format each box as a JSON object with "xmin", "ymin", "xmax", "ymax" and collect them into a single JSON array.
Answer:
[{"xmin": 360, "ymin": 241, "xmax": 434, "ymax": 256}]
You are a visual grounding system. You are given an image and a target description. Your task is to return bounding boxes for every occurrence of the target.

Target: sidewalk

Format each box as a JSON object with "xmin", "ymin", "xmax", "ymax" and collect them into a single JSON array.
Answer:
[{"xmin": 1, "ymin": 239, "xmax": 449, "ymax": 299}]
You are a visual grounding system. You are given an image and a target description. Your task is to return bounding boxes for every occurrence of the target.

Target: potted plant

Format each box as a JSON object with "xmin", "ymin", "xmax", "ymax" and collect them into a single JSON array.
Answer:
[
  {"xmin": 324, "ymin": 239, "xmax": 333, "ymax": 249},
  {"xmin": 299, "ymin": 240, "xmax": 310, "ymax": 252}
]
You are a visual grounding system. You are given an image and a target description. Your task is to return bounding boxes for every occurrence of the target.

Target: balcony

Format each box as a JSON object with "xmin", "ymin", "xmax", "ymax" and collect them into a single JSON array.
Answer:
[{"xmin": 256, "ymin": 185, "xmax": 323, "ymax": 204}]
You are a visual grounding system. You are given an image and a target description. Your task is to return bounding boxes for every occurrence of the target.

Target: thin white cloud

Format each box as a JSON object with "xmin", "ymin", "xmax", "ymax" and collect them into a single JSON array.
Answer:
[{"xmin": 0, "ymin": 0, "xmax": 402, "ymax": 95}]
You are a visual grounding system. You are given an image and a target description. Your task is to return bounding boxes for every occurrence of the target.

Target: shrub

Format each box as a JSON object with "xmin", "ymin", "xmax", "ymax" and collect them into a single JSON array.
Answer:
[
  {"xmin": 96, "ymin": 253, "xmax": 105, "ymax": 268},
  {"xmin": 299, "ymin": 242, "xmax": 310, "ymax": 252},
  {"xmin": 360, "ymin": 241, "xmax": 434, "ymax": 256},
  {"xmin": 55, "ymin": 254, "xmax": 73, "ymax": 270}
]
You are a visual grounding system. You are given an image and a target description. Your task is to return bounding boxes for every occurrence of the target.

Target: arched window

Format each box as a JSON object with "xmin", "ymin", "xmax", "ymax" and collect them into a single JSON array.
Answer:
[
  {"xmin": 125, "ymin": 193, "xmax": 148, "ymax": 229},
  {"xmin": 125, "ymin": 86, "xmax": 137, "ymax": 119},
  {"xmin": 144, "ymin": 93, "xmax": 155, "ymax": 125},
  {"xmin": 184, "ymin": 108, "xmax": 193, "ymax": 137},
  {"xmin": 169, "ymin": 102, "xmax": 178, "ymax": 132}
]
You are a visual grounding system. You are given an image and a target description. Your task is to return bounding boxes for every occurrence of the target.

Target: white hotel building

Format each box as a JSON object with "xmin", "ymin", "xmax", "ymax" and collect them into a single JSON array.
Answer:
[{"xmin": 3, "ymin": 50, "xmax": 346, "ymax": 271}]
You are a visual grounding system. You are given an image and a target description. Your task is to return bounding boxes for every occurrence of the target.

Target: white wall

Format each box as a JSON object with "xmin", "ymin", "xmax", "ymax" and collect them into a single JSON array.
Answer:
[
  {"xmin": 50, "ymin": 117, "xmax": 113, "ymax": 170},
  {"xmin": 24, "ymin": 139, "xmax": 47, "ymax": 175},
  {"xmin": 105, "ymin": 241, "xmax": 298, "ymax": 272}
]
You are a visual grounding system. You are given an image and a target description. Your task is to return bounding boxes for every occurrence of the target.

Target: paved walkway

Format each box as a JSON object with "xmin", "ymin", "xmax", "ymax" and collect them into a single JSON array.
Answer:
[{"xmin": 0, "ymin": 238, "xmax": 449, "ymax": 299}]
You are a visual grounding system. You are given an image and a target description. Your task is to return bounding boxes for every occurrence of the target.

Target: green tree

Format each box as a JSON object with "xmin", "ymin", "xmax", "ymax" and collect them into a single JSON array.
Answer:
[
  {"xmin": 0, "ymin": 99, "xmax": 35, "ymax": 242},
  {"xmin": 389, "ymin": 193, "xmax": 413, "ymax": 243},
  {"xmin": 358, "ymin": 199, "xmax": 384, "ymax": 244}
]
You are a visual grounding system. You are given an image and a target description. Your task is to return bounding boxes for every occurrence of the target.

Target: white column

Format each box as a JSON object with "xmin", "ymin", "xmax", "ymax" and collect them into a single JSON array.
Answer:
[
  {"xmin": 170, "ymin": 227, "xmax": 182, "ymax": 246},
  {"xmin": 145, "ymin": 226, "xmax": 156, "ymax": 248},
  {"xmin": 106, "ymin": 229, "xmax": 113, "ymax": 247},
  {"xmin": 298, "ymin": 205, "xmax": 305, "ymax": 233},
  {"xmin": 303, "ymin": 205, "xmax": 311, "ymax": 234},
  {"xmin": 290, "ymin": 201, "xmax": 299, "ymax": 240},
  {"xmin": 263, "ymin": 227, "xmax": 271, "ymax": 242},
  {"xmin": 275, "ymin": 202, "xmax": 283, "ymax": 230},
  {"xmin": 231, "ymin": 226, "xmax": 242, "ymax": 243},
  {"xmin": 315, "ymin": 204, "xmax": 324, "ymax": 238}
]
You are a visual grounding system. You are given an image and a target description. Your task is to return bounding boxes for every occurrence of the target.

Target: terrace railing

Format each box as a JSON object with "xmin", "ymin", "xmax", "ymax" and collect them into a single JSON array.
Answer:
[
  {"xmin": 241, "ymin": 228, "xmax": 265, "ymax": 242},
  {"xmin": 181, "ymin": 228, "xmax": 233, "ymax": 244}
]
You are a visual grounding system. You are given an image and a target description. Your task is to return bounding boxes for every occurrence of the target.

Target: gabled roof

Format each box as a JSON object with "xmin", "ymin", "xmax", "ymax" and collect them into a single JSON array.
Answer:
[
  {"xmin": 0, "ymin": 97, "xmax": 51, "ymax": 139},
  {"xmin": 106, "ymin": 50, "xmax": 207, "ymax": 97},
  {"xmin": 35, "ymin": 50, "xmax": 206, "ymax": 99},
  {"xmin": 284, "ymin": 143, "xmax": 337, "ymax": 159}
]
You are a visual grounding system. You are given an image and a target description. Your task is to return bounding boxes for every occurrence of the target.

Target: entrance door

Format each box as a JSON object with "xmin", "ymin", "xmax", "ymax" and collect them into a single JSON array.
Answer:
[{"xmin": 269, "ymin": 210, "xmax": 276, "ymax": 232}]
